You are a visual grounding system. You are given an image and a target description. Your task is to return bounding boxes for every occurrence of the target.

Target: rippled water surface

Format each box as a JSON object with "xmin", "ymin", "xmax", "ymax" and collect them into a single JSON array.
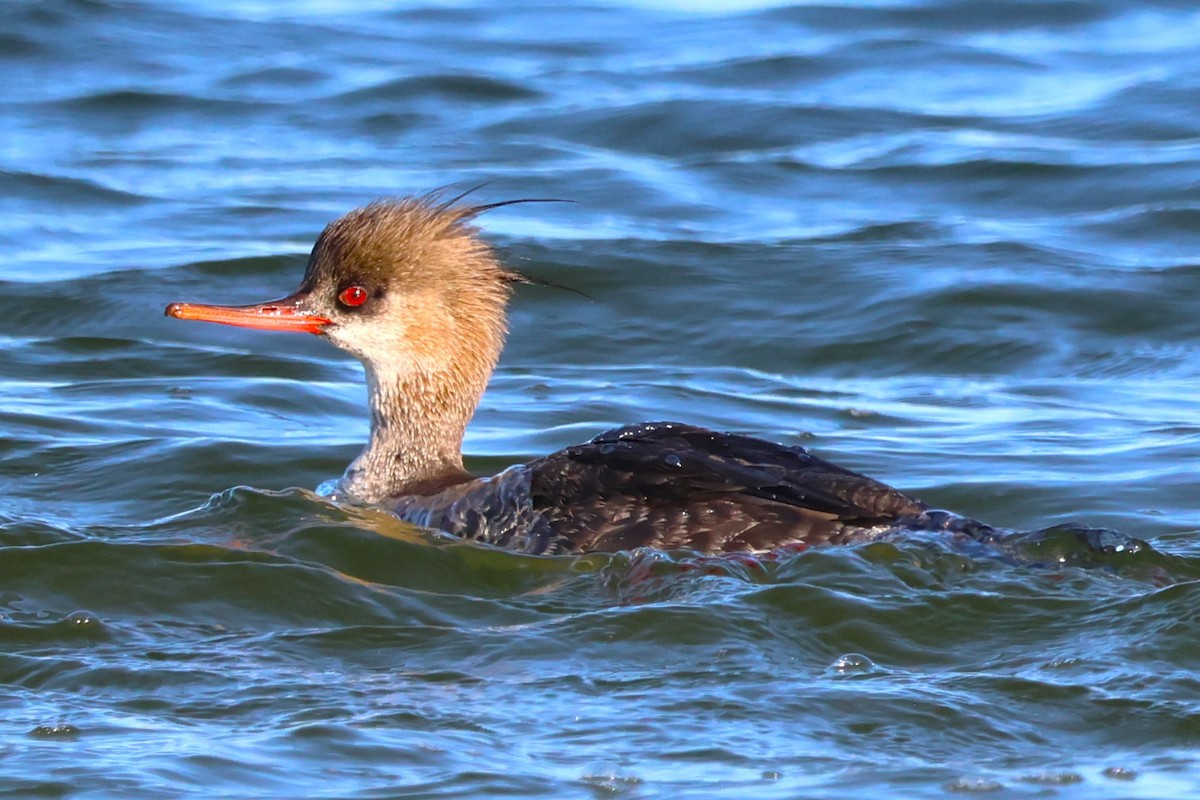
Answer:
[{"xmin": 4, "ymin": 1, "xmax": 1200, "ymax": 796}]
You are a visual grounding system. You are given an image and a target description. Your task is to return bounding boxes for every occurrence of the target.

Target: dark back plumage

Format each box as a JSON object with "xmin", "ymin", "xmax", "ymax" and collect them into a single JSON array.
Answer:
[{"xmin": 387, "ymin": 422, "xmax": 936, "ymax": 554}]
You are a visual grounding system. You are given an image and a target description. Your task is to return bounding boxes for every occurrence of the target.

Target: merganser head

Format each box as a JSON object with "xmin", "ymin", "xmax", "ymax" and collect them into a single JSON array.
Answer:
[
  {"xmin": 166, "ymin": 196, "xmax": 521, "ymax": 374},
  {"xmin": 166, "ymin": 195, "xmax": 547, "ymax": 500}
]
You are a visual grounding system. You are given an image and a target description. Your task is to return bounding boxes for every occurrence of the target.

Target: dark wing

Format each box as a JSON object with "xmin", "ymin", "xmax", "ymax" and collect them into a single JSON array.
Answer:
[{"xmin": 525, "ymin": 421, "xmax": 930, "ymax": 553}]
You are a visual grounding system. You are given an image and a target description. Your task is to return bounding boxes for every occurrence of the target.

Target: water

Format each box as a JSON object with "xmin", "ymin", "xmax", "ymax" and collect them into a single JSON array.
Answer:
[{"xmin": 3, "ymin": 0, "xmax": 1200, "ymax": 796}]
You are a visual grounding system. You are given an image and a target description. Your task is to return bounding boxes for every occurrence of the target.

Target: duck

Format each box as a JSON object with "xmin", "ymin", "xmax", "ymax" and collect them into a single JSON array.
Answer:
[{"xmin": 164, "ymin": 194, "xmax": 1130, "ymax": 556}]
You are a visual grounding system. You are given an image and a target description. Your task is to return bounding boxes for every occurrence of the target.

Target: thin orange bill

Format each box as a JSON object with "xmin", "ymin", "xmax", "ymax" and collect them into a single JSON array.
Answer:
[{"xmin": 164, "ymin": 296, "xmax": 331, "ymax": 335}]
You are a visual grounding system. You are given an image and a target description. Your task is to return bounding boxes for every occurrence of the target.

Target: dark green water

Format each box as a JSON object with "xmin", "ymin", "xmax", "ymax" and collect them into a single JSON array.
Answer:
[{"xmin": 4, "ymin": 0, "xmax": 1200, "ymax": 796}]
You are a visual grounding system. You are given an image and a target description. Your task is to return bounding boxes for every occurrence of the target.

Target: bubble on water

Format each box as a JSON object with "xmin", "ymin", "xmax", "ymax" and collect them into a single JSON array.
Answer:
[
  {"xmin": 830, "ymin": 653, "xmax": 875, "ymax": 674},
  {"xmin": 62, "ymin": 610, "xmax": 100, "ymax": 627},
  {"xmin": 54, "ymin": 611, "xmax": 108, "ymax": 641},
  {"xmin": 1103, "ymin": 766, "xmax": 1137, "ymax": 781},
  {"xmin": 944, "ymin": 777, "xmax": 1004, "ymax": 793},
  {"xmin": 29, "ymin": 723, "xmax": 79, "ymax": 738}
]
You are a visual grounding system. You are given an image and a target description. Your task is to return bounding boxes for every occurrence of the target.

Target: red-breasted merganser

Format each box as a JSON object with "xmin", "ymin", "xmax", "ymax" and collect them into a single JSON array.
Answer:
[{"xmin": 165, "ymin": 196, "xmax": 1136, "ymax": 556}]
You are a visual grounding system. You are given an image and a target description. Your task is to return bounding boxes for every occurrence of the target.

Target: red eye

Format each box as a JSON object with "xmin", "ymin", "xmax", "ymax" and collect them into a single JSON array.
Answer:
[{"xmin": 338, "ymin": 285, "xmax": 368, "ymax": 307}]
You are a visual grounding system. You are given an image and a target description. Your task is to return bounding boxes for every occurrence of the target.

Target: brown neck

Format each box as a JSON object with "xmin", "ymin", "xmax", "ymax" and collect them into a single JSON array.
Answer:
[{"xmin": 338, "ymin": 358, "xmax": 489, "ymax": 502}]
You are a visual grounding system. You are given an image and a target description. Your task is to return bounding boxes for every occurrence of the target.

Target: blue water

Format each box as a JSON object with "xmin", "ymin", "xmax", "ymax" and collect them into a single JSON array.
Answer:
[{"xmin": 3, "ymin": 1, "xmax": 1200, "ymax": 796}]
